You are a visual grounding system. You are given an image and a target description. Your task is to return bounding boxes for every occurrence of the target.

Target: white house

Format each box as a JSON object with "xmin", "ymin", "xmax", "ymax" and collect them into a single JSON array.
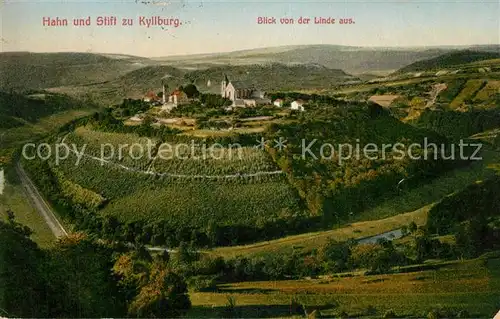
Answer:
[
  {"xmin": 168, "ymin": 89, "xmax": 189, "ymax": 106},
  {"xmin": 221, "ymin": 75, "xmax": 271, "ymax": 107},
  {"xmin": 291, "ymin": 100, "xmax": 305, "ymax": 111},
  {"xmin": 273, "ymin": 99, "xmax": 284, "ymax": 107},
  {"xmin": 161, "ymin": 88, "xmax": 190, "ymax": 111}
]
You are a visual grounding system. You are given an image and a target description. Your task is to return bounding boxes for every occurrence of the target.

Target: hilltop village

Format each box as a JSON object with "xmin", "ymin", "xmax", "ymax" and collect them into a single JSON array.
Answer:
[
  {"xmin": 143, "ymin": 76, "xmax": 305, "ymax": 111},
  {"xmin": 125, "ymin": 75, "xmax": 313, "ymax": 132}
]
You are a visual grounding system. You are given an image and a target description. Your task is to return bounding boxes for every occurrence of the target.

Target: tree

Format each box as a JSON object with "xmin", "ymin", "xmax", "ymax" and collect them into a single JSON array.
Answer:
[
  {"xmin": 318, "ymin": 239, "xmax": 351, "ymax": 273},
  {"xmin": 43, "ymin": 234, "xmax": 128, "ymax": 317},
  {"xmin": 182, "ymin": 84, "xmax": 199, "ymax": 98},
  {"xmin": 408, "ymin": 221, "xmax": 418, "ymax": 234},
  {"xmin": 127, "ymin": 261, "xmax": 191, "ymax": 317},
  {"xmin": 0, "ymin": 214, "xmax": 47, "ymax": 317},
  {"xmin": 177, "ymin": 241, "xmax": 198, "ymax": 264}
]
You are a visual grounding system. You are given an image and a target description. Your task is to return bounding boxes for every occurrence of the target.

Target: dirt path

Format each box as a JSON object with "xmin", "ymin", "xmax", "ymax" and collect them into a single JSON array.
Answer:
[
  {"xmin": 425, "ymin": 83, "xmax": 447, "ymax": 108},
  {"xmin": 60, "ymin": 134, "xmax": 285, "ymax": 179},
  {"xmin": 16, "ymin": 162, "xmax": 67, "ymax": 238}
]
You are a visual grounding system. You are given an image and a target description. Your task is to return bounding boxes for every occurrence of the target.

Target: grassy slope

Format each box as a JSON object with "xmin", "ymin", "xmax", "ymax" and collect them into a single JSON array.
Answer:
[
  {"xmin": 0, "ymin": 169, "xmax": 55, "ymax": 248},
  {"xmin": 397, "ymin": 50, "xmax": 500, "ymax": 73},
  {"xmin": 210, "ymin": 147, "xmax": 500, "ymax": 257},
  {"xmin": 0, "ymin": 94, "xmax": 97, "ymax": 246},
  {"xmin": 449, "ymin": 79, "xmax": 486, "ymax": 109},
  {"xmin": 155, "ymin": 45, "xmax": 451, "ymax": 73},
  {"xmin": 0, "ymin": 52, "xmax": 141, "ymax": 90},
  {"xmin": 188, "ymin": 256, "xmax": 500, "ymax": 318},
  {"xmin": 210, "ymin": 206, "xmax": 430, "ymax": 258},
  {"xmin": 54, "ymin": 149, "xmax": 301, "ymax": 229}
]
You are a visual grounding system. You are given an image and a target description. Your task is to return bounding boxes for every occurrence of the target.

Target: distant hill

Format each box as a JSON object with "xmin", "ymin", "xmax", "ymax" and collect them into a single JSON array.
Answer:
[
  {"xmin": 0, "ymin": 52, "xmax": 144, "ymax": 91},
  {"xmin": 396, "ymin": 50, "xmax": 500, "ymax": 73},
  {"xmin": 90, "ymin": 63, "xmax": 357, "ymax": 103},
  {"xmin": 182, "ymin": 63, "xmax": 356, "ymax": 92},
  {"xmin": 0, "ymin": 91, "xmax": 96, "ymax": 129},
  {"xmin": 153, "ymin": 45, "xmax": 457, "ymax": 73}
]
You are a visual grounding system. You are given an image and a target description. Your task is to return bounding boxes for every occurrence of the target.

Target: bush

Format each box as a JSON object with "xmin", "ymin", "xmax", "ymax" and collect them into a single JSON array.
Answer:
[
  {"xmin": 383, "ymin": 309, "xmax": 397, "ymax": 318},
  {"xmin": 427, "ymin": 309, "xmax": 440, "ymax": 319},
  {"xmin": 186, "ymin": 275, "xmax": 217, "ymax": 292}
]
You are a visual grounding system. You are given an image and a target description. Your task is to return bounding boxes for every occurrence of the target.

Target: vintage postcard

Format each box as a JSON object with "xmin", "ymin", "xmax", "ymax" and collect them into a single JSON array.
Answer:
[{"xmin": 1, "ymin": 0, "xmax": 499, "ymax": 318}]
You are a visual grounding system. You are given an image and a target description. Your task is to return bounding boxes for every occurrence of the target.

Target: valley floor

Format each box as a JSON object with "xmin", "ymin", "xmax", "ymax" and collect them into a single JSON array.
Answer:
[{"xmin": 187, "ymin": 256, "xmax": 500, "ymax": 318}]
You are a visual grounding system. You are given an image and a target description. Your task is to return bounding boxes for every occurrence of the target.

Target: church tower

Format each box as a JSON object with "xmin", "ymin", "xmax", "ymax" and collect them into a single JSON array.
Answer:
[
  {"xmin": 221, "ymin": 74, "xmax": 229, "ymax": 98},
  {"xmin": 162, "ymin": 81, "xmax": 168, "ymax": 105}
]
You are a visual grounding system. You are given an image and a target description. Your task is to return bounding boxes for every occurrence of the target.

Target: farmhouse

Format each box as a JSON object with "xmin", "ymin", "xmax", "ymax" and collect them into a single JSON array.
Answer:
[
  {"xmin": 168, "ymin": 89, "xmax": 189, "ymax": 106},
  {"xmin": 143, "ymin": 91, "xmax": 160, "ymax": 103},
  {"xmin": 291, "ymin": 100, "xmax": 305, "ymax": 111},
  {"xmin": 161, "ymin": 83, "xmax": 189, "ymax": 111},
  {"xmin": 221, "ymin": 75, "xmax": 271, "ymax": 107}
]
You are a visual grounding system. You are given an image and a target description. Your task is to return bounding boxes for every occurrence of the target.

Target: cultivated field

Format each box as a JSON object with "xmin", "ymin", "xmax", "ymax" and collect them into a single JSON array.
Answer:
[
  {"xmin": 52, "ymin": 150, "xmax": 301, "ymax": 231},
  {"xmin": 188, "ymin": 256, "xmax": 500, "ymax": 318},
  {"xmin": 449, "ymin": 79, "xmax": 486, "ymax": 109}
]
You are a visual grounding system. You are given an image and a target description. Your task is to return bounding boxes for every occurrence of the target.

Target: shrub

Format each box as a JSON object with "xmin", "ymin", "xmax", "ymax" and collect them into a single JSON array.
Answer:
[
  {"xmin": 383, "ymin": 309, "xmax": 397, "ymax": 318},
  {"xmin": 186, "ymin": 275, "xmax": 217, "ymax": 292},
  {"xmin": 427, "ymin": 309, "xmax": 440, "ymax": 319}
]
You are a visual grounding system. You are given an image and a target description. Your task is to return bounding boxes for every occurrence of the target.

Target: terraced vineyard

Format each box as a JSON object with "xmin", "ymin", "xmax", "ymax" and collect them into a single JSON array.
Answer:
[
  {"xmin": 151, "ymin": 145, "xmax": 278, "ymax": 176},
  {"xmin": 63, "ymin": 126, "xmax": 280, "ymax": 176},
  {"xmin": 449, "ymin": 79, "xmax": 486, "ymax": 109},
  {"xmin": 43, "ymin": 124, "xmax": 301, "ymax": 245},
  {"xmin": 53, "ymin": 151, "xmax": 301, "ymax": 230},
  {"xmin": 63, "ymin": 126, "xmax": 158, "ymax": 170}
]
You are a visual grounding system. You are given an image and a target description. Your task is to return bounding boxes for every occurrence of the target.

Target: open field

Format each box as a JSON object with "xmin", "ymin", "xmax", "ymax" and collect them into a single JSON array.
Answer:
[
  {"xmin": 0, "ymin": 167, "xmax": 55, "ymax": 247},
  {"xmin": 151, "ymin": 146, "xmax": 277, "ymax": 176},
  {"xmin": 367, "ymin": 94, "xmax": 401, "ymax": 107},
  {"xmin": 474, "ymin": 80, "xmax": 500, "ymax": 101},
  {"xmin": 63, "ymin": 126, "xmax": 280, "ymax": 176},
  {"xmin": 182, "ymin": 127, "xmax": 266, "ymax": 137},
  {"xmin": 210, "ymin": 206, "xmax": 429, "ymax": 258},
  {"xmin": 188, "ymin": 256, "xmax": 500, "ymax": 318}
]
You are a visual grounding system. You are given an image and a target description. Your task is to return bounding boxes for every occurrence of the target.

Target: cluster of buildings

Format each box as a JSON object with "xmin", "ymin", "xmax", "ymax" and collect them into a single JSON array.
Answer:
[{"xmin": 143, "ymin": 76, "xmax": 306, "ymax": 112}]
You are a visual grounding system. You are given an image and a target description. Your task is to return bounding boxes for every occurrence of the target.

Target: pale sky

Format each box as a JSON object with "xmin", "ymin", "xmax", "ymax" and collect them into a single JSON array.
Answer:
[{"xmin": 1, "ymin": 0, "xmax": 499, "ymax": 57}]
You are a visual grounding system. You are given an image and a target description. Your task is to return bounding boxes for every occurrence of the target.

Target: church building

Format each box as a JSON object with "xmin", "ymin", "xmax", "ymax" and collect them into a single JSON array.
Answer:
[{"xmin": 221, "ymin": 75, "xmax": 271, "ymax": 107}]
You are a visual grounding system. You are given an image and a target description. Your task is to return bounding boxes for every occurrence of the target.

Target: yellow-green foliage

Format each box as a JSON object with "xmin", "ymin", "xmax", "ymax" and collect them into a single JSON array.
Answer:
[
  {"xmin": 450, "ymin": 80, "xmax": 486, "ymax": 109},
  {"xmin": 409, "ymin": 97, "xmax": 426, "ymax": 108},
  {"xmin": 473, "ymin": 80, "xmax": 500, "ymax": 102},
  {"xmin": 54, "ymin": 169, "xmax": 105, "ymax": 209}
]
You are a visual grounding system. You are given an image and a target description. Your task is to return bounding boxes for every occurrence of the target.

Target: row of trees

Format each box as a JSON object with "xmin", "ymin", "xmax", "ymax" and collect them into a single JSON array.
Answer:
[
  {"xmin": 415, "ymin": 108, "xmax": 500, "ymax": 140},
  {"xmin": 0, "ymin": 213, "xmax": 191, "ymax": 318}
]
